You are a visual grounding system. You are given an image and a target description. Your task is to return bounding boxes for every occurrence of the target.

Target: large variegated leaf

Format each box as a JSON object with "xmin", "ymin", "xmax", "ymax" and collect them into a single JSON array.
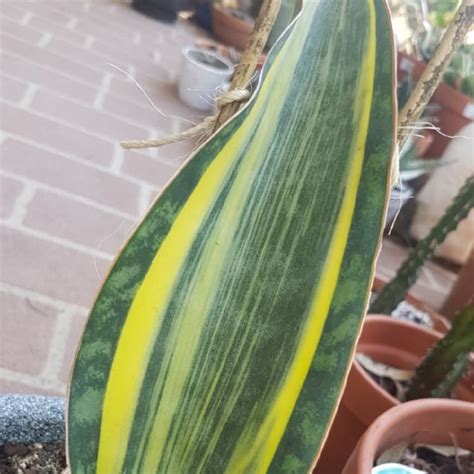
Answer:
[{"xmin": 68, "ymin": 1, "xmax": 395, "ymax": 472}]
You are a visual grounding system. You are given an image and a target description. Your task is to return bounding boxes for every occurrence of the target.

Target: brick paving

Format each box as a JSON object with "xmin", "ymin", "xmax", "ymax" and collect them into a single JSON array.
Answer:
[
  {"xmin": 0, "ymin": 0, "xmax": 205, "ymax": 396},
  {"xmin": 0, "ymin": 0, "xmax": 455, "ymax": 396}
]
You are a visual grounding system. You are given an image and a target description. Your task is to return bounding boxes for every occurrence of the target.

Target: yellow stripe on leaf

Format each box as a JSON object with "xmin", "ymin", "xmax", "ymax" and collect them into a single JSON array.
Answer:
[{"xmin": 226, "ymin": 1, "xmax": 376, "ymax": 471}]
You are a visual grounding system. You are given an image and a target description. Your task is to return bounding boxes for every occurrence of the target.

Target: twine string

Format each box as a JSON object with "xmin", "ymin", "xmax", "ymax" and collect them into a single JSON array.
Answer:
[{"xmin": 121, "ymin": 88, "xmax": 250, "ymax": 150}]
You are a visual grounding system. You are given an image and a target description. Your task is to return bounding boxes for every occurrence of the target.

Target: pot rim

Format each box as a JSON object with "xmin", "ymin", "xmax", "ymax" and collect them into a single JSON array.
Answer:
[
  {"xmin": 0, "ymin": 394, "xmax": 65, "ymax": 444},
  {"xmin": 342, "ymin": 398, "xmax": 474, "ymax": 473},
  {"xmin": 182, "ymin": 46, "xmax": 234, "ymax": 75},
  {"xmin": 346, "ymin": 315, "xmax": 472, "ymax": 422},
  {"xmin": 346, "ymin": 315, "xmax": 442, "ymax": 408}
]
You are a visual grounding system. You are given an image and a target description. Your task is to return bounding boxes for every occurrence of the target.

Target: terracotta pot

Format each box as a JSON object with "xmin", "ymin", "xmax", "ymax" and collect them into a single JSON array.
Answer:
[
  {"xmin": 212, "ymin": 5, "xmax": 254, "ymax": 51},
  {"xmin": 372, "ymin": 276, "xmax": 451, "ymax": 334},
  {"xmin": 398, "ymin": 52, "xmax": 473, "ymax": 158},
  {"xmin": 313, "ymin": 315, "xmax": 473, "ymax": 474},
  {"xmin": 343, "ymin": 398, "xmax": 474, "ymax": 473}
]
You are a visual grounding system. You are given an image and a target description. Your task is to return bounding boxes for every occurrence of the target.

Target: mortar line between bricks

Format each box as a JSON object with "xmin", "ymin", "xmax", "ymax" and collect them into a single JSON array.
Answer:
[
  {"xmin": 83, "ymin": 34, "xmax": 95, "ymax": 50},
  {"xmin": 0, "ymin": 29, "xmax": 168, "ymax": 97},
  {"xmin": 37, "ymin": 31, "xmax": 53, "ymax": 48},
  {"xmin": 65, "ymin": 16, "xmax": 78, "ymax": 30},
  {"xmin": 2, "ymin": 9, "xmax": 163, "ymax": 72},
  {"xmin": 0, "ymin": 282, "xmax": 89, "ymax": 315},
  {"xmin": 0, "ymin": 69, "xmax": 175, "ymax": 145},
  {"xmin": 41, "ymin": 307, "xmax": 76, "ymax": 383},
  {"xmin": 93, "ymin": 71, "xmax": 113, "ymax": 110},
  {"xmin": 0, "ymin": 169, "xmax": 139, "ymax": 221},
  {"xmin": 138, "ymin": 184, "xmax": 154, "ymax": 216},
  {"xmin": 1, "ymin": 130, "xmax": 165, "ymax": 192},
  {"xmin": 40, "ymin": 1, "xmax": 171, "ymax": 46},
  {"xmin": 7, "ymin": 181, "xmax": 36, "ymax": 226},
  {"xmin": 0, "ymin": 220, "xmax": 115, "ymax": 261},
  {"xmin": 18, "ymin": 83, "xmax": 38, "ymax": 109},
  {"xmin": 1, "ymin": 97, "xmax": 156, "ymax": 153},
  {"xmin": 0, "ymin": 50, "xmax": 191, "ymax": 128},
  {"xmin": 0, "ymin": 367, "xmax": 67, "ymax": 395},
  {"xmin": 110, "ymin": 143, "xmax": 125, "ymax": 174},
  {"xmin": 19, "ymin": 11, "xmax": 32, "ymax": 27}
]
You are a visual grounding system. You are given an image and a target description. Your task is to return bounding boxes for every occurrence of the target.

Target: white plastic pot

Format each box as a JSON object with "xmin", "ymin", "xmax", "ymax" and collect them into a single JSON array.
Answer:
[
  {"xmin": 372, "ymin": 464, "xmax": 426, "ymax": 474},
  {"xmin": 178, "ymin": 47, "xmax": 233, "ymax": 111}
]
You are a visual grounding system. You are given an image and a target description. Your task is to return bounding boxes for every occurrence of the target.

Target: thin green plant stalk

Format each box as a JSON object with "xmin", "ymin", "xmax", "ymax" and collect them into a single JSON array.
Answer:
[
  {"xmin": 406, "ymin": 305, "xmax": 474, "ymax": 400},
  {"xmin": 370, "ymin": 175, "xmax": 474, "ymax": 315}
]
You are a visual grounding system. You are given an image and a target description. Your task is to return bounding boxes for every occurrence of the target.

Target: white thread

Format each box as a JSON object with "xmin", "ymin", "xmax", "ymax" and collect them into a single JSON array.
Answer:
[
  {"xmin": 399, "ymin": 122, "xmax": 474, "ymax": 141},
  {"xmin": 107, "ymin": 63, "xmax": 196, "ymax": 127},
  {"xmin": 94, "ymin": 220, "xmax": 127, "ymax": 282},
  {"xmin": 120, "ymin": 89, "xmax": 250, "ymax": 150}
]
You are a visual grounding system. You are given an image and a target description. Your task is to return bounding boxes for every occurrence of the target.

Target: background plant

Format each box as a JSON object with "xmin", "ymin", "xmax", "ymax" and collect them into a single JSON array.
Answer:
[
  {"xmin": 370, "ymin": 175, "xmax": 474, "ymax": 315},
  {"xmin": 406, "ymin": 304, "xmax": 474, "ymax": 399}
]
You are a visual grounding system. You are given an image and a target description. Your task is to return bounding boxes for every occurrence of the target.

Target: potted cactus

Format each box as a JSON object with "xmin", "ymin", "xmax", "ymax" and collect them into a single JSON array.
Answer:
[
  {"xmin": 370, "ymin": 176, "xmax": 474, "ymax": 317},
  {"xmin": 373, "ymin": 174, "xmax": 474, "ymax": 335},
  {"xmin": 342, "ymin": 306, "xmax": 474, "ymax": 473}
]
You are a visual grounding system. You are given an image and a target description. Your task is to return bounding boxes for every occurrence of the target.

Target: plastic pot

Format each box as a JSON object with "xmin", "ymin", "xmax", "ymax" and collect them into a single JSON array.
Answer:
[
  {"xmin": 313, "ymin": 315, "xmax": 472, "ymax": 474},
  {"xmin": 178, "ymin": 47, "xmax": 233, "ymax": 111},
  {"xmin": 343, "ymin": 398, "xmax": 474, "ymax": 473}
]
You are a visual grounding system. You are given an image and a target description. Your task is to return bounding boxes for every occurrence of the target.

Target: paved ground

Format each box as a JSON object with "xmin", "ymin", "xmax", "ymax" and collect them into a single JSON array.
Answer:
[{"xmin": 0, "ymin": 0, "xmax": 456, "ymax": 396}]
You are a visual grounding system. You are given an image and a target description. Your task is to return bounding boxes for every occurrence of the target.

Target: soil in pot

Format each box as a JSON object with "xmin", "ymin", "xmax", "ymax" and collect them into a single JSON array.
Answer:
[
  {"xmin": 371, "ymin": 276, "xmax": 451, "ymax": 334},
  {"xmin": 355, "ymin": 353, "xmax": 412, "ymax": 402},
  {"xmin": 313, "ymin": 316, "xmax": 472, "ymax": 474},
  {"xmin": 378, "ymin": 443, "xmax": 474, "ymax": 473},
  {"xmin": 0, "ymin": 442, "xmax": 67, "ymax": 473},
  {"xmin": 342, "ymin": 399, "xmax": 474, "ymax": 474}
]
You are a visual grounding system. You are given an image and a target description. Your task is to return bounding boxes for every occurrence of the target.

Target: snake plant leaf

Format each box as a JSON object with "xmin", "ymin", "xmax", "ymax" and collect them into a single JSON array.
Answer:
[
  {"xmin": 267, "ymin": 0, "xmax": 303, "ymax": 49},
  {"xmin": 68, "ymin": 1, "xmax": 395, "ymax": 472}
]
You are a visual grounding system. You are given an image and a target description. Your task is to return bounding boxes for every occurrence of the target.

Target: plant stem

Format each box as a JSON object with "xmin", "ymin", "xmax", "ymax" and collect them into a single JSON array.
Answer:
[
  {"xmin": 369, "ymin": 175, "xmax": 474, "ymax": 315},
  {"xmin": 398, "ymin": 0, "xmax": 474, "ymax": 148},
  {"xmin": 213, "ymin": 0, "xmax": 281, "ymax": 131},
  {"xmin": 406, "ymin": 305, "xmax": 474, "ymax": 400}
]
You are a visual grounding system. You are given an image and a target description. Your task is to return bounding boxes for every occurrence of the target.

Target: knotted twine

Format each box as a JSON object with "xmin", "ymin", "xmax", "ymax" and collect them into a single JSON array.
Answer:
[{"xmin": 120, "ymin": 88, "xmax": 250, "ymax": 150}]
